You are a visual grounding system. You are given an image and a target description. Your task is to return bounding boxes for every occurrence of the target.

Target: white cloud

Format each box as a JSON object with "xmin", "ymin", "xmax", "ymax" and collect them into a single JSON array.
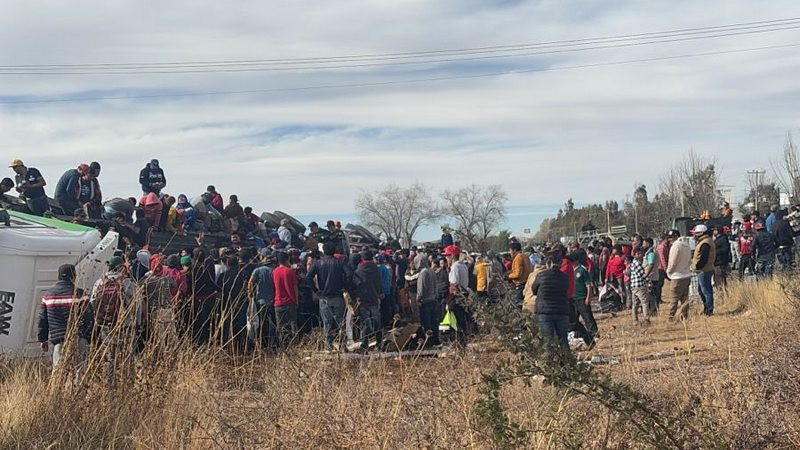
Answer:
[{"xmin": 2, "ymin": 0, "xmax": 800, "ymax": 221}]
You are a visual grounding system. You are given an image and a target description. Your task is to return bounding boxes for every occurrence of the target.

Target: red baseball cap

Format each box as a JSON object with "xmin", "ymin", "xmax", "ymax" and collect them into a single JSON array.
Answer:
[{"xmin": 442, "ymin": 245, "xmax": 461, "ymax": 256}]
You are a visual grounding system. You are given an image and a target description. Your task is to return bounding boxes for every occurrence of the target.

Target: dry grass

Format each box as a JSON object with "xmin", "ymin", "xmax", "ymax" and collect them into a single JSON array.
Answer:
[{"xmin": 1, "ymin": 276, "xmax": 799, "ymax": 449}]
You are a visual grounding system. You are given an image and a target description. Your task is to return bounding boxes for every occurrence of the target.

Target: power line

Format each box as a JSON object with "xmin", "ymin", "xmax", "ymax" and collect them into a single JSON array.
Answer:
[
  {"xmin": 1, "ymin": 17, "xmax": 799, "ymax": 74},
  {"xmin": 3, "ymin": 24, "xmax": 799, "ymax": 76},
  {"xmin": 2, "ymin": 42, "xmax": 796, "ymax": 105}
]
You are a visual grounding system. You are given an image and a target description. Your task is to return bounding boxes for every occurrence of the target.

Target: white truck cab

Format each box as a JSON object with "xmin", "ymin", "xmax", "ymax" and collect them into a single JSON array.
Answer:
[{"xmin": 0, "ymin": 211, "xmax": 117, "ymax": 356}]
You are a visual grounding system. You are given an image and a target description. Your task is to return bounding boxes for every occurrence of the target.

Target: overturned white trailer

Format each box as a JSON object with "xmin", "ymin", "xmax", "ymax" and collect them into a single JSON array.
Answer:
[{"xmin": 0, "ymin": 211, "xmax": 117, "ymax": 356}]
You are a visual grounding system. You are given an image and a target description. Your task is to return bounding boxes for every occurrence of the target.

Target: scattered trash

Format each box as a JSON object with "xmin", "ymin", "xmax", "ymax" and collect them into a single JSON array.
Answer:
[{"xmin": 589, "ymin": 355, "xmax": 620, "ymax": 365}]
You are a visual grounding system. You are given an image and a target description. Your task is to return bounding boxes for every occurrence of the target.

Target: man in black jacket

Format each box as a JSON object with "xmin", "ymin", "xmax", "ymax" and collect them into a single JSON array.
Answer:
[
  {"xmin": 773, "ymin": 210, "xmax": 795, "ymax": 270},
  {"xmin": 38, "ymin": 264, "xmax": 93, "ymax": 376},
  {"xmin": 713, "ymin": 227, "xmax": 732, "ymax": 289},
  {"xmin": 138, "ymin": 159, "xmax": 166, "ymax": 195},
  {"xmin": 308, "ymin": 242, "xmax": 350, "ymax": 350},
  {"xmin": 353, "ymin": 250, "xmax": 384, "ymax": 352},
  {"xmin": 531, "ymin": 256, "xmax": 571, "ymax": 359},
  {"xmin": 752, "ymin": 222, "xmax": 776, "ymax": 277}
]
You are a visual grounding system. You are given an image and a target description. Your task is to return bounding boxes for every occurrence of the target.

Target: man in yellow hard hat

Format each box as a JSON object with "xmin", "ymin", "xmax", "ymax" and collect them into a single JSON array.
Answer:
[{"xmin": 9, "ymin": 159, "xmax": 48, "ymax": 216}]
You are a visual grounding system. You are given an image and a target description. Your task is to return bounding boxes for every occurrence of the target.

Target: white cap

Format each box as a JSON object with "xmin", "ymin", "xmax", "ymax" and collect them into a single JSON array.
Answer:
[{"xmin": 690, "ymin": 224, "xmax": 708, "ymax": 234}]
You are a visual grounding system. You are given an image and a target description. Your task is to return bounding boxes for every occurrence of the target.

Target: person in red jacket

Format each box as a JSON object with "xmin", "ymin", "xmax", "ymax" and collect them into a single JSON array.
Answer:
[
  {"xmin": 560, "ymin": 252, "xmax": 576, "ymax": 300},
  {"xmin": 605, "ymin": 245, "xmax": 627, "ymax": 303}
]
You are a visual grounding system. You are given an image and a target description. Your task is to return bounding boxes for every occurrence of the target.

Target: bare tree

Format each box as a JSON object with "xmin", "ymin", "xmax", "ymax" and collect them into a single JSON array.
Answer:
[
  {"xmin": 657, "ymin": 150, "xmax": 723, "ymax": 217},
  {"xmin": 771, "ymin": 132, "xmax": 800, "ymax": 204},
  {"xmin": 441, "ymin": 184, "xmax": 507, "ymax": 252},
  {"xmin": 355, "ymin": 182, "xmax": 440, "ymax": 247}
]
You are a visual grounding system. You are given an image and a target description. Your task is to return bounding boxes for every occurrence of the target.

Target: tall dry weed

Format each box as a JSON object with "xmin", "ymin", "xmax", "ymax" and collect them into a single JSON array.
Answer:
[{"xmin": 0, "ymin": 274, "xmax": 798, "ymax": 448}]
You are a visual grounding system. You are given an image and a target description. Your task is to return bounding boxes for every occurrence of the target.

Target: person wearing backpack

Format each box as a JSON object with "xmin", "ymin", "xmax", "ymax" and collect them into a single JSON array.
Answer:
[{"xmin": 90, "ymin": 256, "xmax": 137, "ymax": 387}]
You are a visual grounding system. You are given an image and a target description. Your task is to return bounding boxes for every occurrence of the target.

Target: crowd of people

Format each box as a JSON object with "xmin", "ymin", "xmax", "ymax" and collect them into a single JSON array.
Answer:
[{"xmin": 8, "ymin": 158, "xmax": 800, "ymax": 378}]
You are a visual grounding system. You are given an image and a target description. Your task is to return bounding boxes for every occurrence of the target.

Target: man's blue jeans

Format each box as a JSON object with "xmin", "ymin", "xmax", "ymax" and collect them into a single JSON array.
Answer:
[
  {"xmin": 777, "ymin": 247, "xmax": 794, "ymax": 271},
  {"xmin": 697, "ymin": 271, "xmax": 714, "ymax": 316},
  {"xmin": 275, "ymin": 304, "xmax": 298, "ymax": 348},
  {"xmin": 358, "ymin": 304, "xmax": 381, "ymax": 350},
  {"xmin": 419, "ymin": 302, "xmax": 441, "ymax": 346},
  {"xmin": 319, "ymin": 296, "xmax": 346, "ymax": 349},
  {"xmin": 27, "ymin": 195, "xmax": 49, "ymax": 216},
  {"xmin": 537, "ymin": 314, "xmax": 571, "ymax": 358}
]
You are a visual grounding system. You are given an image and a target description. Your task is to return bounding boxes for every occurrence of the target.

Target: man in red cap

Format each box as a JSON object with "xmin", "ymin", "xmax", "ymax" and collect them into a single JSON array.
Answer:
[
  {"xmin": 443, "ymin": 244, "xmax": 470, "ymax": 344},
  {"xmin": 752, "ymin": 221, "xmax": 776, "ymax": 277}
]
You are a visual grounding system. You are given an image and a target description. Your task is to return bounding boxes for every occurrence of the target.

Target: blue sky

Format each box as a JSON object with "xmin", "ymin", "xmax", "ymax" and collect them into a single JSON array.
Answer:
[{"xmin": 2, "ymin": 1, "xmax": 800, "ymax": 240}]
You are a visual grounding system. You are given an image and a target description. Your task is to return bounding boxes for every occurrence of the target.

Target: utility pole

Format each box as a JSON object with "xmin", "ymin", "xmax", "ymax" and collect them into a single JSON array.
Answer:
[
  {"xmin": 747, "ymin": 169, "xmax": 766, "ymax": 213},
  {"xmin": 680, "ymin": 194, "xmax": 685, "ymax": 217}
]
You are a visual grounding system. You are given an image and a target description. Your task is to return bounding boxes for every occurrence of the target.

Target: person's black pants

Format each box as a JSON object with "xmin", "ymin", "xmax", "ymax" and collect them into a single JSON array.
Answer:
[
  {"xmin": 575, "ymin": 299, "xmax": 598, "ymax": 343},
  {"xmin": 739, "ymin": 254, "xmax": 753, "ymax": 279},
  {"xmin": 568, "ymin": 299, "xmax": 594, "ymax": 346},
  {"xmin": 655, "ymin": 270, "xmax": 666, "ymax": 303}
]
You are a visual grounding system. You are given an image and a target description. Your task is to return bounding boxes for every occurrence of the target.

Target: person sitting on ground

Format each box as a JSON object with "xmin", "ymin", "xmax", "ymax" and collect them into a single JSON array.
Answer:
[
  {"xmin": 10, "ymin": 159, "xmax": 48, "ymax": 216},
  {"xmin": 139, "ymin": 159, "xmax": 166, "ymax": 195}
]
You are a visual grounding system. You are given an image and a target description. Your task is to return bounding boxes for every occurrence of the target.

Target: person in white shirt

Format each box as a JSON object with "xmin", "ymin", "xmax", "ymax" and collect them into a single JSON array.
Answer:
[
  {"xmin": 443, "ymin": 245, "xmax": 470, "ymax": 344},
  {"xmin": 666, "ymin": 236, "xmax": 693, "ymax": 321}
]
